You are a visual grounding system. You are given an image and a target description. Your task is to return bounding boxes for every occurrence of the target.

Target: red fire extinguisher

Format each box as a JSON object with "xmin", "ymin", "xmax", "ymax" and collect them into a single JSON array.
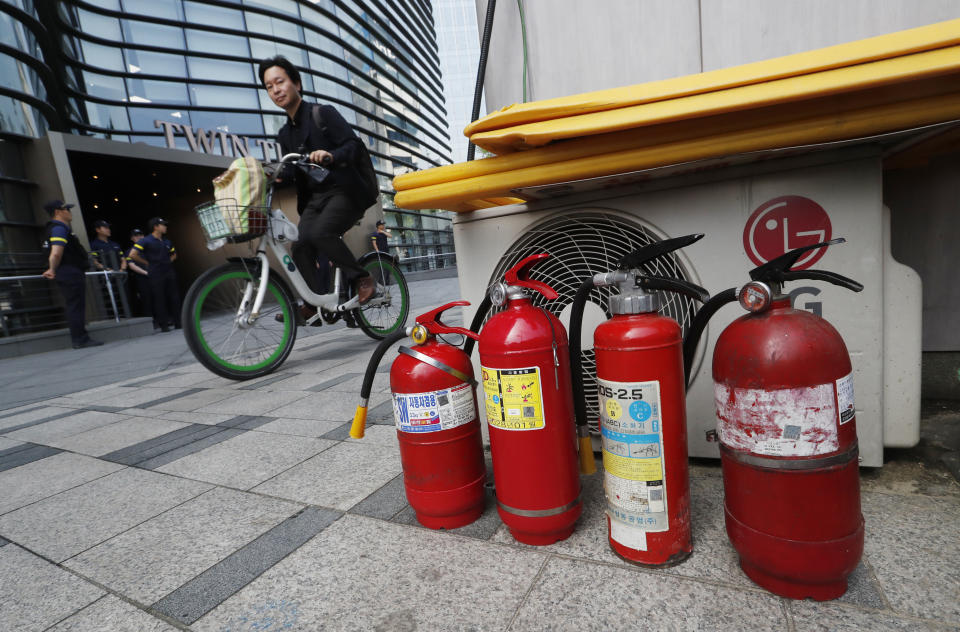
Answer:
[
  {"xmin": 569, "ymin": 234, "xmax": 709, "ymax": 566},
  {"xmin": 351, "ymin": 301, "xmax": 486, "ymax": 530},
  {"xmin": 695, "ymin": 238, "xmax": 865, "ymax": 600},
  {"xmin": 478, "ymin": 254, "xmax": 582, "ymax": 545}
]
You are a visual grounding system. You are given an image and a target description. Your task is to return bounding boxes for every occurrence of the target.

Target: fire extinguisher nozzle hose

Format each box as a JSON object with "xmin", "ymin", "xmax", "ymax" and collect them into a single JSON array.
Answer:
[
  {"xmin": 354, "ymin": 328, "xmax": 409, "ymax": 439},
  {"xmin": 350, "ymin": 406, "xmax": 368, "ymax": 439}
]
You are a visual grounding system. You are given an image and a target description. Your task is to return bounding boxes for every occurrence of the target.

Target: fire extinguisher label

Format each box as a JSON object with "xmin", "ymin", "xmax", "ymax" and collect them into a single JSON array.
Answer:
[
  {"xmin": 714, "ymin": 383, "xmax": 841, "ymax": 456},
  {"xmin": 480, "ymin": 366, "xmax": 545, "ymax": 430},
  {"xmin": 392, "ymin": 383, "xmax": 476, "ymax": 433},
  {"xmin": 836, "ymin": 373, "xmax": 856, "ymax": 425},
  {"xmin": 597, "ymin": 379, "xmax": 669, "ymax": 535}
]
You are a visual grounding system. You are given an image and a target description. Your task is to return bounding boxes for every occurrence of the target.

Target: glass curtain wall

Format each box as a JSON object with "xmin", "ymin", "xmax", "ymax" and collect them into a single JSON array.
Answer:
[{"xmin": 0, "ymin": 0, "xmax": 454, "ymax": 275}]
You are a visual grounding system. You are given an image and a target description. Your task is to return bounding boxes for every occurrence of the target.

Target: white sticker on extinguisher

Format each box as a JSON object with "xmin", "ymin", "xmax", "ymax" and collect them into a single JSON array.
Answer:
[
  {"xmin": 608, "ymin": 514, "xmax": 647, "ymax": 551},
  {"xmin": 393, "ymin": 383, "xmax": 476, "ymax": 433},
  {"xmin": 598, "ymin": 378, "xmax": 669, "ymax": 536},
  {"xmin": 836, "ymin": 373, "xmax": 855, "ymax": 425},
  {"xmin": 714, "ymin": 383, "xmax": 840, "ymax": 456}
]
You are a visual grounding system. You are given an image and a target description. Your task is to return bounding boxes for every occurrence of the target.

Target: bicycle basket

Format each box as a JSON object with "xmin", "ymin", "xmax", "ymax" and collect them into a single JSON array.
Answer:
[{"xmin": 195, "ymin": 199, "xmax": 270, "ymax": 246}]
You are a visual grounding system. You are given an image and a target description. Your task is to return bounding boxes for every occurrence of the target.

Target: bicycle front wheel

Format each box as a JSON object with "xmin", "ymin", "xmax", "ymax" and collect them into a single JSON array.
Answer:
[
  {"xmin": 355, "ymin": 256, "xmax": 409, "ymax": 340},
  {"xmin": 182, "ymin": 262, "xmax": 297, "ymax": 379}
]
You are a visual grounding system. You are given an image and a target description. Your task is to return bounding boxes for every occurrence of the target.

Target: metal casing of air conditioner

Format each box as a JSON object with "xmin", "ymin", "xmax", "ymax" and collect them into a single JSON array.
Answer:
[{"xmin": 453, "ymin": 150, "xmax": 921, "ymax": 467}]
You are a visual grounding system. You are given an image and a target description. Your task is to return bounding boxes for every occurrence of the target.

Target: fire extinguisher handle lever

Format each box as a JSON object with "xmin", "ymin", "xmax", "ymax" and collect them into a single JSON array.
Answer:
[
  {"xmin": 748, "ymin": 237, "xmax": 863, "ymax": 292},
  {"xmin": 618, "ymin": 233, "xmax": 705, "ymax": 270},
  {"xmin": 781, "ymin": 269, "xmax": 864, "ymax": 292},
  {"xmin": 416, "ymin": 300, "xmax": 481, "ymax": 341},
  {"xmin": 639, "ymin": 276, "xmax": 710, "ymax": 303},
  {"xmin": 503, "ymin": 253, "xmax": 559, "ymax": 299}
]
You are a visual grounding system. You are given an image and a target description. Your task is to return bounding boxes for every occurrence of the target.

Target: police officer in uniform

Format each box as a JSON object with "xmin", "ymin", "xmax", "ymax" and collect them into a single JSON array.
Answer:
[
  {"xmin": 125, "ymin": 228, "xmax": 154, "ymax": 326},
  {"xmin": 89, "ymin": 220, "xmax": 127, "ymax": 272},
  {"xmin": 41, "ymin": 200, "xmax": 103, "ymax": 349},
  {"xmin": 129, "ymin": 217, "xmax": 179, "ymax": 332}
]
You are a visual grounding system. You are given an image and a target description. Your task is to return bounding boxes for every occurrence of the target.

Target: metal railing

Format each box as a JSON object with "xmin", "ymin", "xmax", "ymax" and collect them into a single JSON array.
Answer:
[{"xmin": 0, "ymin": 270, "xmax": 133, "ymax": 337}]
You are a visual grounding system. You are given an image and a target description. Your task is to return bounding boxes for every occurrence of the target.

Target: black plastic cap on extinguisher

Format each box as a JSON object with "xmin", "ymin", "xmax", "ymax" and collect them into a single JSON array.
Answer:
[{"xmin": 748, "ymin": 237, "xmax": 864, "ymax": 292}]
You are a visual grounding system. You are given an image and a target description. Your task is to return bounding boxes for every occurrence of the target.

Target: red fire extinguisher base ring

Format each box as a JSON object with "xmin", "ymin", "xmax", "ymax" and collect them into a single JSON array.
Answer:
[
  {"xmin": 499, "ymin": 503, "xmax": 582, "ymax": 546},
  {"xmin": 725, "ymin": 506, "xmax": 865, "ymax": 601},
  {"xmin": 406, "ymin": 473, "xmax": 486, "ymax": 530}
]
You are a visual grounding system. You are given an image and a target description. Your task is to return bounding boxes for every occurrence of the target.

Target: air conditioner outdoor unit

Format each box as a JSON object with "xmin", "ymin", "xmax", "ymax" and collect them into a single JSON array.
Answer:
[{"xmin": 453, "ymin": 150, "xmax": 921, "ymax": 467}]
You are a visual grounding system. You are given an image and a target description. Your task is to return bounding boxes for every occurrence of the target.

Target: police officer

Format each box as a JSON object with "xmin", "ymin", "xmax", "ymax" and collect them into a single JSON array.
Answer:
[
  {"xmin": 369, "ymin": 219, "xmax": 390, "ymax": 253},
  {"xmin": 89, "ymin": 220, "xmax": 127, "ymax": 272},
  {"xmin": 129, "ymin": 217, "xmax": 179, "ymax": 332},
  {"xmin": 41, "ymin": 200, "xmax": 103, "ymax": 349},
  {"xmin": 125, "ymin": 228, "xmax": 154, "ymax": 327}
]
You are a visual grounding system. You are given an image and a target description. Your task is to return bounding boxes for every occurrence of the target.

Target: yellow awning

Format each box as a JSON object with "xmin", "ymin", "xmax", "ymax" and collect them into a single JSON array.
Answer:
[{"xmin": 395, "ymin": 18, "xmax": 960, "ymax": 212}]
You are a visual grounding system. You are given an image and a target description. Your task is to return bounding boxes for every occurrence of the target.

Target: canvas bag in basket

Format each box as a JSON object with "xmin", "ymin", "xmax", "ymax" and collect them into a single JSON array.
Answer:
[{"xmin": 212, "ymin": 156, "xmax": 268, "ymax": 235}]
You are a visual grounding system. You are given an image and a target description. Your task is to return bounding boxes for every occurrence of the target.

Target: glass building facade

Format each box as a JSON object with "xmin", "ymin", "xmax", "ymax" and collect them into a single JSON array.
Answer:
[{"xmin": 0, "ymin": 0, "xmax": 455, "ymax": 276}]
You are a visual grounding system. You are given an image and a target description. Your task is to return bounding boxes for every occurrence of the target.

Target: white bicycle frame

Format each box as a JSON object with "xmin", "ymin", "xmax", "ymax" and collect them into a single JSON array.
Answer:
[{"xmin": 238, "ymin": 153, "xmax": 387, "ymax": 325}]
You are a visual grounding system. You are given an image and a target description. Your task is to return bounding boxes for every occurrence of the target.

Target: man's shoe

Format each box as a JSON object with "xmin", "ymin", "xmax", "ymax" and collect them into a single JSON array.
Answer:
[
  {"xmin": 160, "ymin": 325, "xmax": 172, "ymax": 333},
  {"xmin": 353, "ymin": 275, "xmax": 375, "ymax": 305},
  {"xmin": 73, "ymin": 338, "xmax": 104, "ymax": 349}
]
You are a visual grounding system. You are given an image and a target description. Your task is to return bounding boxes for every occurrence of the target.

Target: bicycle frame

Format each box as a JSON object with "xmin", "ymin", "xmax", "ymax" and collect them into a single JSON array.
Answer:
[{"xmin": 240, "ymin": 153, "xmax": 388, "ymax": 324}]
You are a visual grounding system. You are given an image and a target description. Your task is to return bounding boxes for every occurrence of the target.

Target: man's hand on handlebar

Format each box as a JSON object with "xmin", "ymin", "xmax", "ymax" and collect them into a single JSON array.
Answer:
[{"xmin": 308, "ymin": 150, "xmax": 333, "ymax": 166}]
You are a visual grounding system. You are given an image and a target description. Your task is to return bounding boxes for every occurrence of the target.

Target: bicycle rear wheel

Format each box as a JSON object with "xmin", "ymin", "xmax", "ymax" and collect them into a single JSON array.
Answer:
[
  {"xmin": 182, "ymin": 262, "xmax": 297, "ymax": 379},
  {"xmin": 355, "ymin": 256, "xmax": 409, "ymax": 340}
]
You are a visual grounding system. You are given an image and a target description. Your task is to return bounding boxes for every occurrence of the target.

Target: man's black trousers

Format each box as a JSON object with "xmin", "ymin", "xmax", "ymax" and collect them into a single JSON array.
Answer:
[
  {"xmin": 149, "ymin": 271, "xmax": 180, "ymax": 328},
  {"xmin": 55, "ymin": 265, "xmax": 88, "ymax": 343},
  {"xmin": 292, "ymin": 189, "xmax": 368, "ymax": 296}
]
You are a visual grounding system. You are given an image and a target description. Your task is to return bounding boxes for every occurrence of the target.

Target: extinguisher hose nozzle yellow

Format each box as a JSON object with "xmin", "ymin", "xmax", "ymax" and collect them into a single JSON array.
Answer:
[
  {"xmin": 350, "ymin": 405, "xmax": 368, "ymax": 439},
  {"xmin": 578, "ymin": 426, "xmax": 597, "ymax": 475}
]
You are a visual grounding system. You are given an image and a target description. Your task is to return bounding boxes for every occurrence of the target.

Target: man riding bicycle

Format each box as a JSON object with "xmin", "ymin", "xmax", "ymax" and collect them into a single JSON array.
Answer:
[{"xmin": 258, "ymin": 55, "xmax": 375, "ymax": 322}]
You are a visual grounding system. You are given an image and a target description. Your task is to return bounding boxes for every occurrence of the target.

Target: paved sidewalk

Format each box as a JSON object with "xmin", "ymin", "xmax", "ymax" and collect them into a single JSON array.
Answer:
[{"xmin": 1, "ymin": 277, "xmax": 958, "ymax": 631}]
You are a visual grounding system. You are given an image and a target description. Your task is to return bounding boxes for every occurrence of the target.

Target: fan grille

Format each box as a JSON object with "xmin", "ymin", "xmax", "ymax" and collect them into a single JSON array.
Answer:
[{"xmin": 486, "ymin": 211, "xmax": 699, "ymax": 433}]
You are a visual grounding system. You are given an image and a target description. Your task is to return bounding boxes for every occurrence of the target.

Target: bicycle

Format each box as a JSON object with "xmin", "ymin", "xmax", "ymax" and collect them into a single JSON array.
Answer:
[{"xmin": 181, "ymin": 152, "xmax": 410, "ymax": 380}]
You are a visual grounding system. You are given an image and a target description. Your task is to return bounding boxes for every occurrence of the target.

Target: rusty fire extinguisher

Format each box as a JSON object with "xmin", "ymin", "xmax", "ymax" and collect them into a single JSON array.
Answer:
[
  {"xmin": 478, "ymin": 254, "xmax": 582, "ymax": 545},
  {"xmin": 569, "ymin": 234, "xmax": 709, "ymax": 566},
  {"xmin": 685, "ymin": 238, "xmax": 865, "ymax": 600},
  {"xmin": 351, "ymin": 301, "xmax": 486, "ymax": 529}
]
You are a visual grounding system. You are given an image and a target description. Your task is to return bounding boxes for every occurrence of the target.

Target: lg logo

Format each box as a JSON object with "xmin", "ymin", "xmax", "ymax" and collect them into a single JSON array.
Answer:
[{"xmin": 743, "ymin": 195, "xmax": 833, "ymax": 270}]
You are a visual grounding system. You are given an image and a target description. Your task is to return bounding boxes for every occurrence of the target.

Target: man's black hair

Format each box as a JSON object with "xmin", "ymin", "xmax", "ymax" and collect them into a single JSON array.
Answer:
[{"xmin": 258, "ymin": 55, "xmax": 301, "ymax": 88}]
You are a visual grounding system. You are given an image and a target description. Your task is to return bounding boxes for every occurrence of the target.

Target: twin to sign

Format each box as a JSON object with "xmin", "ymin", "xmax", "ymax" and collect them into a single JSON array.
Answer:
[{"xmin": 154, "ymin": 119, "xmax": 283, "ymax": 162}]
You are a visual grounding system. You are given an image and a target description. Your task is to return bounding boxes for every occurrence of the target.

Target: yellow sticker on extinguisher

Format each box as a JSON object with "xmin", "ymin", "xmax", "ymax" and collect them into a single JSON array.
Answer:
[{"xmin": 481, "ymin": 366, "xmax": 545, "ymax": 430}]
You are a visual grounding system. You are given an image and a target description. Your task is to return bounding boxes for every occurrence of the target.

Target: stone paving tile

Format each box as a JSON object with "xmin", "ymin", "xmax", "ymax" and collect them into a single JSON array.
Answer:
[
  {"xmin": 5, "ymin": 410, "xmax": 132, "ymax": 444},
  {"xmin": 510, "ymin": 555, "xmax": 787, "ymax": 631},
  {"xmin": 343, "ymin": 423, "xmax": 398, "ymax": 446},
  {"xmin": 307, "ymin": 372, "xmax": 362, "ymax": 392},
  {"xmin": 65, "ymin": 487, "xmax": 303, "ymax": 604},
  {"xmin": 99, "ymin": 424, "xmax": 232, "ymax": 465},
  {"xmin": 0, "ymin": 544, "xmax": 104, "ymax": 632},
  {"xmin": 0, "ymin": 452, "xmax": 123, "ymax": 515},
  {"xmin": 135, "ymin": 428, "xmax": 246, "ymax": 470},
  {"xmin": 861, "ymin": 490, "xmax": 960, "ymax": 624},
  {"xmin": 789, "ymin": 600, "xmax": 948, "ymax": 631},
  {"xmin": 44, "ymin": 417, "xmax": 190, "ymax": 457},
  {"xmin": 192, "ymin": 514, "xmax": 547, "ymax": 631},
  {"xmin": 46, "ymin": 595, "xmax": 180, "ymax": 631},
  {"xmin": 144, "ymin": 388, "xmax": 236, "ymax": 412},
  {"xmin": 254, "ymin": 417, "xmax": 345, "ymax": 438},
  {"xmin": 861, "ymin": 460, "xmax": 960, "ymax": 498},
  {"xmin": 195, "ymin": 389, "xmax": 310, "ymax": 416},
  {"xmin": 237, "ymin": 372, "xmax": 300, "ymax": 390},
  {"xmin": 349, "ymin": 473, "xmax": 407, "ymax": 520},
  {"xmin": 151, "ymin": 506, "xmax": 341, "ymax": 626},
  {"xmin": 268, "ymin": 390, "xmax": 390, "ymax": 421},
  {"xmin": 0, "ymin": 437, "xmax": 23, "ymax": 451},
  {"xmin": 152, "ymin": 409, "xmax": 239, "ymax": 425},
  {"xmin": 156, "ymin": 431, "xmax": 336, "ymax": 490},
  {"xmin": 0, "ymin": 405, "xmax": 77, "ymax": 432},
  {"xmin": 0, "ymin": 468, "xmax": 211, "ymax": 562},
  {"xmin": 252, "ymin": 441, "xmax": 402, "ymax": 510},
  {"xmin": 56, "ymin": 386, "xmax": 187, "ymax": 408},
  {"xmin": 0, "ymin": 443, "xmax": 62, "ymax": 473}
]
